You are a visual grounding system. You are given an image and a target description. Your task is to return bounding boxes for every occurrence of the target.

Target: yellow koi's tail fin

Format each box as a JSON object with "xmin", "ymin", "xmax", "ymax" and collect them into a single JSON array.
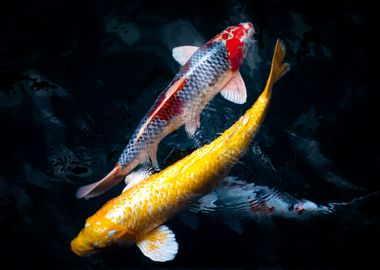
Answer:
[{"xmin": 268, "ymin": 39, "xmax": 290, "ymax": 86}]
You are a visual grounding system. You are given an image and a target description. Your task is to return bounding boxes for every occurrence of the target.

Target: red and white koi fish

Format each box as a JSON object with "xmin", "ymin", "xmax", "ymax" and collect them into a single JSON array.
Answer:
[{"xmin": 76, "ymin": 22, "xmax": 255, "ymax": 199}]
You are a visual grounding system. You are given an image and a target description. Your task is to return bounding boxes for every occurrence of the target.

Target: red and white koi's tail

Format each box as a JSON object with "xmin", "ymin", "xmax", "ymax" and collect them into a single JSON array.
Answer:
[{"xmin": 76, "ymin": 164, "xmax": 125, "ymax": 199}]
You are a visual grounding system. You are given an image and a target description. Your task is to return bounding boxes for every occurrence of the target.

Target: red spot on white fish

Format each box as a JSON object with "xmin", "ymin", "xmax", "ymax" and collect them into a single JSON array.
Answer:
[
  {"xmin": 223, "ymin": 26, "xmax": 247, "ymax": 70},
  {"xmin": 295, "ymin": 206, "xmax": 305, "ymax": 215},
  {"xmin": 151, "ymin": 78, "xmax": 186, "ymax": 121},
  {"xmin": 134, "ymin": 77, "xmax": 186, "ymax": 140},
  {"xmin": 206, "ymin": 23, "xmax": 253, "ymax": 71},
  {"xmin": 249, "ymin": 201, "xmax": 276, "ymax": 213}
]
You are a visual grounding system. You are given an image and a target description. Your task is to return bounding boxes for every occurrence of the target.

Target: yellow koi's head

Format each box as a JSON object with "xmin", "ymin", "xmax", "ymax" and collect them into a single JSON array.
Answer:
[{"xmin": 71, "ymin": 213, "xmax": 130, "ymax": 256}]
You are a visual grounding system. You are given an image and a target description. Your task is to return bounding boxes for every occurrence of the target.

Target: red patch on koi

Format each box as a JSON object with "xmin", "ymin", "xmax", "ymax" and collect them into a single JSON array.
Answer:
[
  {"xmin": 250, "ymin": 202, "xmax": 275, "ymax": 213},
  {"xmin": 295, "ymin": 206, "xmax": 305, "ymax": 215},
  {"xmin": 150, "ymin": 78, "xmax": 186, "ymax": 121},
  {"xmin": 224, "ymin": 28, "xmax": 245, "ymax": 70}
]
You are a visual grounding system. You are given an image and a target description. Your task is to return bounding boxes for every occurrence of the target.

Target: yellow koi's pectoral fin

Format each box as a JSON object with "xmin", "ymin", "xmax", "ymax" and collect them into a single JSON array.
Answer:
[{"xmin": 136, "ymin": 225, "xmax": 178, "ymax": 262}]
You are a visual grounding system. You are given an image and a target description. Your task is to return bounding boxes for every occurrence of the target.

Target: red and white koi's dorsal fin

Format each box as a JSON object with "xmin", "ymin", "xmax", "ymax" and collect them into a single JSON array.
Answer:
[
  {"xmin": 172, "ymin": 46, "xmax": 199, "ymax": 65},
  {"xmin": 76, "ymin": 164, "xmax": 124, "ymax": 199},
  {"xmin": 220, "ymin": 71, "xmax": 247, "ymax": 104},
  {"xmin": 136, "ymin": 225, "xmax": 178, "ymax": 262}
]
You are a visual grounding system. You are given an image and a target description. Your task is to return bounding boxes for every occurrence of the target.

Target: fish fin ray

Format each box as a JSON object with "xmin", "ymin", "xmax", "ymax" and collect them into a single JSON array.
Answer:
[
  {"xmin": 136, "ymin": 225, "xmax": 178, "ymax": 262},
  {"xmin": 122, "ymin": 168, "xmax": 152, "ymax": 192},
  {"xmin": 220, "ymin": 72, "xmax": 247, "ymax": 104},
  {"xmin": 148, "ymin": 143, "xmax": 159, "ymax": 168},
  {"xmin": 184, "ymin": 114, "xmax": 200, "ymax": 137},
  {"xmin": 76, "ymin": 164, "xmax": 124, "ymax": 199},
  {"xmin": 172, "ymin": 46, "xmax": 199, "ymax": 65},
  {"xmin": 268, "ymin": 39, "xmax": 290, "ymax": 85}
]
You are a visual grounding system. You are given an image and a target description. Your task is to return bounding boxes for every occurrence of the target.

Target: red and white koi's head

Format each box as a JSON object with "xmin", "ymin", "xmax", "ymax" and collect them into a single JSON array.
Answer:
[{"xmin": 209, "ymin": 22, "xmax": 255, "ymax": 70}]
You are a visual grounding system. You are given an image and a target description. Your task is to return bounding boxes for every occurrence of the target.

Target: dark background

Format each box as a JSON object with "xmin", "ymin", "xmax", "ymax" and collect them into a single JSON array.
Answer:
[{"xmin": 0, "ymin": 0, "xmax": 378, "ymax": 269}]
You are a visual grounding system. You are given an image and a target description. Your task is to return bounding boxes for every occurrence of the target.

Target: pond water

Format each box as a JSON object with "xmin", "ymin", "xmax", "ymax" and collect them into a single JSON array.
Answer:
[{"xmin": 0, "ymin": 0, "xmax": 377, "ymax": 269}]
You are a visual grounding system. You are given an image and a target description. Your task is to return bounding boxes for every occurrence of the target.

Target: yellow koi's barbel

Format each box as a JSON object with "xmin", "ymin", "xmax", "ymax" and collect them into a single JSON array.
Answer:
[{"xmin": 71, "ymin": 40, "xmax": 290, "ymax": 262}]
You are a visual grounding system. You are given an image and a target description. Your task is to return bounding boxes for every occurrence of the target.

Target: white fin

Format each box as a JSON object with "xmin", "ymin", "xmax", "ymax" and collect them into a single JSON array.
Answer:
[
  {"xmin": 172, "ymin": 46, "xmax": 199, "ymax": 65},
  {"xmin": 122, "ymin": 168, "xmax": 152, "ymax": 192},
  {"xmin": 136, "ymin": 225, "xmax": 178, "ymax": 262},
  {"xmin": 220, "ymin": 72, "xmax": 247, "ymax": 104},
  {"xmin": 148, "ymin": 143, "xmax": 159, "ymax": 168},
  {"xmin": 184, "ymin": 114, "xmax": 200, "ymax": 137}
]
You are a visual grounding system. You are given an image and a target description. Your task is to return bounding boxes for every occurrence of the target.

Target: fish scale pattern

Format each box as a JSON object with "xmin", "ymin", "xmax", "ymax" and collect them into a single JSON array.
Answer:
[{"xmin": 118, "ymin": 41, "xmax": 231, "ymax": 168}]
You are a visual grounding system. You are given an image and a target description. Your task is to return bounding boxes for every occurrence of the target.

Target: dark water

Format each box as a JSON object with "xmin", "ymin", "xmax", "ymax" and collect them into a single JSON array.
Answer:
[{"xmin": 0, "ymin": 0, "xmax": 378, "ymax": 269}]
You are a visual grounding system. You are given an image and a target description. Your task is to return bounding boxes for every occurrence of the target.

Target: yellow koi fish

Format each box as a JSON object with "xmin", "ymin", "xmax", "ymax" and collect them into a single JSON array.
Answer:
[{"xmin": 71, "ymin": 40, "xmax": 289, "ymax": 262}]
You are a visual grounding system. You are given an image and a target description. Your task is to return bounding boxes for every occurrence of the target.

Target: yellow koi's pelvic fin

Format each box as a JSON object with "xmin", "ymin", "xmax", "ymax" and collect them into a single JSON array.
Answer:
[
  {"xmin": 136, "ymin": 225, "xmax": 178, "ymax": 262},
  {"xmin": 268, "ymin": 39, "xmax": 290, "ymax": 87}
]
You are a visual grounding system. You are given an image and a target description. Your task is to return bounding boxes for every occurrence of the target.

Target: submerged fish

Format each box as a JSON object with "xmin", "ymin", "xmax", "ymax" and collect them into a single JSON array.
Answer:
[
  {"xmin": 71, "ymin": 40, "xmax": 289, "ymax": 262},
  {"xmin": 76, "ymin": 22, "xmax": 255, "ymax": 199},
  {"xmin": 189, "ymin": 176, "xmax": 333, "ymax": 233}
]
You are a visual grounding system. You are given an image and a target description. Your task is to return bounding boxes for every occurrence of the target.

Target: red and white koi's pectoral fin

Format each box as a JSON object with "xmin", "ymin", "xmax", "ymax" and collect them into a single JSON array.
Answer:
[
  {"xmin": 148, "ymin": 143, "xmax": 159, "ymax": 168},
  {"xmin": 136, "ymin": 225, "xmax": 178, "ymax": 262},
  {"xmin": 122, "ymin": 168, "xmax": 152, "ymax": 193},
  {"xmin": 184, "ymin": 114, "xmax": 200, "ymax": 137},
  {"xmin": 172, "ymin": 46, "xmax": 199, "ymax": 65},
  {"xmin": 76, "ymin": 164, "xmax": 125, "ymax": 199},
  {"xmin": 220, "ymin": 71, "xmax": 247, "ymax": 104}
]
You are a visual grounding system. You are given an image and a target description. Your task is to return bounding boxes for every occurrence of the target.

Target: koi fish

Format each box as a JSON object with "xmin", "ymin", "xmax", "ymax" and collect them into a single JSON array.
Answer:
[
  {"xmin": 76, "ymin": 22, "xmax": 255, "ymax": 199},
  {"xmin": 71, "ymin": 39, "xmax": 289, "ymax": 262},
  {"xmin": 189, "ymin": 176, "xmax": 333, "ymax": 233}
]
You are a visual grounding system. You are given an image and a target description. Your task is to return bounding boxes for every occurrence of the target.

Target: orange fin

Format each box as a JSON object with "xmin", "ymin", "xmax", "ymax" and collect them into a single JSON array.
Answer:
[{"xmin": 76, "ymin": 164, "xmax": 124, "ymax": 199}]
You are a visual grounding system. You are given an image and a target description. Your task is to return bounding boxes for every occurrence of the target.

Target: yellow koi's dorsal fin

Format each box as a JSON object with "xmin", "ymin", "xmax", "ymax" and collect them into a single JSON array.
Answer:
[
  {"xmin": 268, "ymin": 39, "xmax": 290, "ymax": 88},
  {"xmin": 136, "ymin": 225, "xmax": 178, "ymax": 262}
]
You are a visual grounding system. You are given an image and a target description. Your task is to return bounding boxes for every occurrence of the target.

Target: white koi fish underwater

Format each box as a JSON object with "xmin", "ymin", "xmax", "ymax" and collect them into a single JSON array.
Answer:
[
  {"xmin": 76, "ymin": 22, "xmax": 255, "ymax": 199},
  {"xmin": 188, "ymin": 176, "xmax": 333, "ymax": 233},
  {"xmin": 188, "ymin": 176, "xmax": 378, "ymax": 234},
  {"xmin": 71, "ymin": 40, "xmax": 289, "ymax": 261}
]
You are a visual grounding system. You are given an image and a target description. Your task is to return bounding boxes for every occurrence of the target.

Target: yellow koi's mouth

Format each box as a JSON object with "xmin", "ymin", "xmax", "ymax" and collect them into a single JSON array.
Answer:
[{"xmin": 71, "ymin": 234, "xmax": 97, "ymax": 257}]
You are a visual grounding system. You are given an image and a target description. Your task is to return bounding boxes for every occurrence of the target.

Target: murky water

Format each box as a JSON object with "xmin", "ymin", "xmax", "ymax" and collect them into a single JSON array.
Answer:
[{"xmin": 0, "ymin": 0, "xmax": 377, "ymax": 269}]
